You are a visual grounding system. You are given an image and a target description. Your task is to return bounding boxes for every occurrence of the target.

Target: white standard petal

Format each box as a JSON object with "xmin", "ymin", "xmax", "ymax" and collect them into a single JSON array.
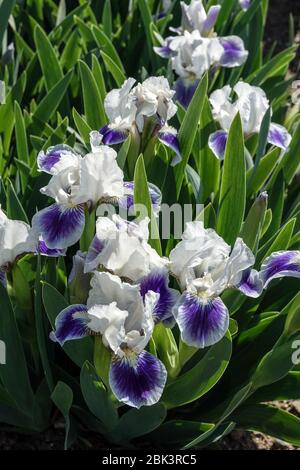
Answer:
[
  {"xmin": 87, "ymin": 303, "xmax": 128, "ymax": 355},
  {"xmin": 209, "ymin": 85, "xmax": 236, "ymax": 132},
  {"xmin": 170, "ymin": 221, "xmax": 230, "ymax": 291},
  {"xmin": 86, "ymin": 215, "xmax": 168, "ymax": 282},
  {"xmin": 40, "ymin": 165, "xmax": 80, "ymax": 205},
  {"xmin": 0, "ymin": 208, "xmax": 37, "ymax": 267},
  {"xmin": 135, "ymin": 76, "xmax": 177, "ymax": 125},
  {"xmin": 233, "ymin": 81, "xmax": 270, "ymax": 135},
  {"xmin": 104, "ymin": 77, "xmax": 137, "ymax": 124},
  {"xmin": 87, "ymin": 271, "xmax": 155, "ymax": 356},
  {"xmin": 221, "ymin": 238, "xmax": 255, "ymax": 288},
  {"xmin": 72, "ymin": 147, "xmax": 124, "ymax": 206}
]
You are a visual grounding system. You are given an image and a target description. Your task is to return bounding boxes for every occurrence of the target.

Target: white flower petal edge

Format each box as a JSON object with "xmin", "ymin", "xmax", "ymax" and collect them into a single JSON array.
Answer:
[{"xmin": 0, "ymin": 207, "xmax": 37, "ymax": 268}]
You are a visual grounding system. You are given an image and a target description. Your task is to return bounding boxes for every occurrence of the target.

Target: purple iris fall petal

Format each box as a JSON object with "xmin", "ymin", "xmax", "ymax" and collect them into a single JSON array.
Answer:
[
  {"xmin": 268, "ymin": 123, "xmax": 292, "ymax": 151},
  {"xmin": 109, "ymin": 350, "xmax": 167, "ymax": 408},
  {"xmin": 38, "ymin": 239, "xmax": 67, "ymax": 257},
  {"xmin": 50, "ymin": 304, "xmax": 89, "ymax": 346},
  {"xmin": 236, "ymin": 268, "xmax": 263, "ymax": 298},
  {"xmin": 158, "ymin": 129, "xmax": 181, "ymax": 166},
  {"xmin": 208, "ymin": 130, "xmax": 228, "ymax": 160},
  {"xmin": 32, "ymin": 203, "xmax": 85, "ymax": 250},
  {"xmin": 260, "ymin": 251, "xmax": 300, "ymax": 288},
  {"xmin": 174, "ymin": 78, "xmax": 199, "ymax": 109},
  {"xmin": 140, "ymin": 271, "xmax": 177, "ymax": 324},
  {"xmin": 219, "ymin": 36, "xmax": 248, "ymax": 67},
  {"xmin": 99, "ymin": 125, "xmax": 128, "ymax": 145},
  {"xmin": 37, "ymin": 145, "xmax": 78, "ymax": 174},
  {"xmin": 173, "ymin": 293, "xmax": 229, "ymax": 349}
]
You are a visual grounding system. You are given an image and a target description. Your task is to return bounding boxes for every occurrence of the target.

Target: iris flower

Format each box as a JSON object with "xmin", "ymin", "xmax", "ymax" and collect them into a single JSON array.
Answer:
[
  {"xmin": 85, "ymin": 215, "xmax": 177, "ymax": 325},
  {"xmin": 209, "ymin": 82, "xmax": 292, "ymax": 160},
  {"xmin": 96, "ymin": 77, "xmax": 181, "ymax": 165},
  {"xmin": 154, "ymin": 0, "xmax": 248, "ymax": 107},
  {"xmin": 170, "ymin": 221, "xmax": 300, "ymax": 349},
  {"xmin": 32, "ymin": 144, "xmax": 124, "ymax": 249},
  {"xmin": 50, "ymin": 271, "xmax": 167, "ymax": 408}
]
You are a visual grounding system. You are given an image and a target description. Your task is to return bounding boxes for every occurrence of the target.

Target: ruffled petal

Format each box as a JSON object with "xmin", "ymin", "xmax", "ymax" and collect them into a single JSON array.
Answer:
[
  {"xmin": 50, "ymin": 304, "xmax": 89, "ymax": 346},
  {"xmin": 208, "ymin": 130, "xmax": 228, "ymax": 160},
  {"xmin": 260, "ymin": 251, "xmax": 300, "ymax": 288},
  {"xmin": 140, "ymin": 270, "xmax": 178, "ymax": 324},
  {"xmin": 173, "ymin": 292, "xmax": 229, "ymax": 348},
  {"xmin": 158, "ymin": 127, "xmax": 181, "ymax": 166},
  {"xmin": 174, "ymin": 78, "xmax": 199, "ymax": 109},
  {"xmin": 268, "ymin": 123, "xmax": 292, "ymax": 151},
  {"xmin": 109, "ymin": 350, "xmax": 167, "ymax": 408},
  {"xmin": 236, "ymin": 268, "xmax": 263, "ymax": 298},
  {"xmin": 99, "ymin": 125, "xmax": 128, "ymax": 145},
  {"xmin": 219, "ymin": 36, "xmax": 248, "ymax": 67},
  {"xmin": 37, "ymin": 145, "xmax": 80, "ymax": 175},
  {"xmin": 32, "ymin": 203, "xmax": 85, "ymax": 250}
]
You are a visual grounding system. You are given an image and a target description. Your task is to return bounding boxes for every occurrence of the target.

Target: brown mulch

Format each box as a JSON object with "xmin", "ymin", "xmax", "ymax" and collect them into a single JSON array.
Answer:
[{"xmin": 264, "ymin": 0, "xmax": 300, "ymax": 76}]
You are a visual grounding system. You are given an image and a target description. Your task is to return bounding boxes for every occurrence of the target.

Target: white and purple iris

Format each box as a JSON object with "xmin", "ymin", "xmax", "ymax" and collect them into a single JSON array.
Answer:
[
  {"xmin": 208, "ymin": 82, "xmax": 292, "ymax": 160},
  {"xmin": 32, "ymin": 143, "xmax": 124, "ymax": 250},
  {"xmin": 50, "ymin": 271, "xmax": 168, "ymax": 408},
  {"xmin": 154, "ymin": 1, "xmax": 248, "ymax": 107},
  {"xmin": 170, "ymin": 221, "xmax": 262, "ymax": 348},
  {"xmin": 84, "ymin": 215, "xmax": 177, "ymax": 325},
  {"xmin": 169, "ymin": 221, "xmax": 300, "ymax": 349},
  {"xmin": 96, "ymin": 76, "xmax": 181, "ymax": 165}
]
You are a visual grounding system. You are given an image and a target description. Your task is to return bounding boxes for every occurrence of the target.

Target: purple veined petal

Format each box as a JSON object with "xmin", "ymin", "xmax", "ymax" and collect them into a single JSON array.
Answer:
[
  {"xmin": 32, "ymin": 203, "xmax": 85, "ymax": 250},
  {"xmin": 109, "ymin": 350, "xmax": 167, "ymax": 408},
  {"xmin": 174, "ymin": 78, "xmax": 199, "ymax": 109},
  {"xmin": 158, "ymin": 128, "xmax": 181, "ymax": 166},
  {"xmin": 260, "ymin": 251, "xmax": 300, "ymax": 289},
  {"xmin": 37, "ymin": 145, "xmax": 79, "ymax": 175},
  {"xmin": 208, "ymin": 130, "xmax": 228, "ymax": 160},
  {"xmin": 236, "ymin": 268, "xmax": 263, "ymax": 298},
  {"xmin": 38, "ymin": 238, "xmax": 67, "ymax": 257},
  {"xmin": 0, "ymin": 270, "xmax": 6, "ymax": 288},
  {"xmin": 219, "ymin": 36, "xmax": 248, "ymax": 67},
  {"xmin": 50, "ymin": 304, "xmax": 89, "ymax": 346},
  {"xmin": 119, "ymin": 182, "xmax": 162, "ymax": 216},
  {"xmin": 203, "ymin": 6, "xmax": 221, "ymax": 35},
  {"xmin": 140, "ymin": 271, "xmax": 178, "ymax": 324},
  {"xmin": 84, "ymin": 234, "xmax": 105, "ymax": 273},
  {"xmin": 173, "ymin": 292, "xmax": 229, "ymax": 349},
  {"xmin": 268, "ymin": 123, "xmax": 292, "ymax": 152},
  {"xmin": 99, "ymin": 125, "xmax": 128, "ymax": 145}
]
